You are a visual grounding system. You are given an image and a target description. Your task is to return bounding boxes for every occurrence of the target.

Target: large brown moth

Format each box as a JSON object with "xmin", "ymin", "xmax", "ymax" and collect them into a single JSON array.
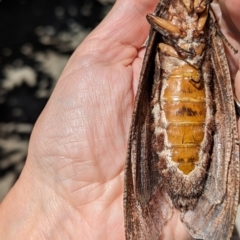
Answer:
[{"xmin": 124, "ymin": 0, "xmax": 239, "ymax": 239}]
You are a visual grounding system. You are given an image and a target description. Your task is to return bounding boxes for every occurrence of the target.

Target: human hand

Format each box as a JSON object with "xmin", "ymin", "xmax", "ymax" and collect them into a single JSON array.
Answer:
[
  {"xmin": 0, "ymin": 0, "xmax": 159, "ymax": 239},
  {"xmin": 0, "ymin": 0, "xmax": 239, "ymax": 240}
]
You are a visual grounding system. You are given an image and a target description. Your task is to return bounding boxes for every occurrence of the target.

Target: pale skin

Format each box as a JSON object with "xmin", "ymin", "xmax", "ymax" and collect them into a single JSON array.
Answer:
[{"xmin": 0, "ymin": 0, "xmax": 239, "ymax": 239}]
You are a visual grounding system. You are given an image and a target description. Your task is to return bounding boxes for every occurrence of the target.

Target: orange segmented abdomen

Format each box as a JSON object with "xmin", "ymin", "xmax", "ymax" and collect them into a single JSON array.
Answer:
[{"xmin": 162, "ymin": 64, "xmax": 206, "ymax": 174}]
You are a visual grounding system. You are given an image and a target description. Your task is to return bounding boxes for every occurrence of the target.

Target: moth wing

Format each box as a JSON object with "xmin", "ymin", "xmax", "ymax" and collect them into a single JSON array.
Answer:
[
  {"xmin": 182, "ymin": 11, "xmax": 239, "ymax": 240},
  {"xmin": 124, "ymin": 3, "xmax": 174, "ymax": 239}
]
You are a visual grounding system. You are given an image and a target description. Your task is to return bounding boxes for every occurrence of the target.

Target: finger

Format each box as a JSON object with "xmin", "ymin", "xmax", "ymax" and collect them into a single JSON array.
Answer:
[
  {"xmin": 91, "ymin": 0, "xmax": 159, "ymax": 48},
  {"xmin": 75, "ymin": 0, "xmax": 159, "ymax": 64},
  {"xmin": 218, "ymin": 0, "xmax": 240, "ymax": 33},
  {"xmin": 160, "ymin": 210, "xmax": 193, "ymax": 240},
  {"xmin": 217, "ymin": 0, "xmax": 240, "ymax": 101},
  {"xmin": 212, "ymin": 1, "xmax": 240, "ymax": 78}
]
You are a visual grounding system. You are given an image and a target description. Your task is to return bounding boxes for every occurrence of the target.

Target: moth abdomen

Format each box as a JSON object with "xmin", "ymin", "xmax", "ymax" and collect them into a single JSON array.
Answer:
[
  {"xmin": 148, "ymin": 0, "xmax": 213, "ymax": 210},
  {"xmin": 162, "ymin": 64, "xmax": 206, "ymax": 175}
]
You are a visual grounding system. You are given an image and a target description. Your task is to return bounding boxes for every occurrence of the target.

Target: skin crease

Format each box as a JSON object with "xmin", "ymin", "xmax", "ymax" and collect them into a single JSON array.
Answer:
[{"xmin": 0, "ymin": 0, "xmax": 239, "ymax": 239}]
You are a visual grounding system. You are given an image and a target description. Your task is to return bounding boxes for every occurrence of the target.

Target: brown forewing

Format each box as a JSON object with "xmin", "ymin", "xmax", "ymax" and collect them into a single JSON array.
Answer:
[{"xmin": 181, "ymin": 10, "xmax": 239, "ymax": 240}]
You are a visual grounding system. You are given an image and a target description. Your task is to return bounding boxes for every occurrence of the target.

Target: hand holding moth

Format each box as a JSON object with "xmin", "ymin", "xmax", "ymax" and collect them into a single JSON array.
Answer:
[{"xmin": 0, "ymin": 0, "xmax": 239, "ymax": 239}]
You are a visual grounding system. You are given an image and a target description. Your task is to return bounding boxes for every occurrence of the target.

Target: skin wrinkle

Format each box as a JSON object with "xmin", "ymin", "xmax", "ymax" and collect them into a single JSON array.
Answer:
[
  {"xmin": 72, "ymin": 175, "xmax": 121, "ymax": 210},
  {"xmin": 43, "ymin": 203, "xmax": 79, "ymax": 240},
  {"xmin": 52, "ymin": 76, "xmax": 124, "ymax": 169},
  {"xmin": 74, "ymin": 188, "xmax": 123, "ymax": 240},
  {"xmin": 57, "ymin": 143, "xmax": 123, "ymax": 197},
  {"xmin": 103, "ymin": 68, "xmax": 132, "ymax": 140},
  {"xmin": 55, "ymin": 120, "xmax": 122, "ymax": 172}
]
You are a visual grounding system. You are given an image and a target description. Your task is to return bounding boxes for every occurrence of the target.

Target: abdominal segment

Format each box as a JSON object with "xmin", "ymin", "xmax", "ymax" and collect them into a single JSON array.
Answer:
[{"xmin": 163, "ymin": 64, "xmax": 206, "ymax": 175}]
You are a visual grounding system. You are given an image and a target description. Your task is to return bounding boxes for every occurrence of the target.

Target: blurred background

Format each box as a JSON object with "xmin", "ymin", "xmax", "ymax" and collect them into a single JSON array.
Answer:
[{"xmin": 0, "ymin": 0, "xmax": 115, "ymax": 201}]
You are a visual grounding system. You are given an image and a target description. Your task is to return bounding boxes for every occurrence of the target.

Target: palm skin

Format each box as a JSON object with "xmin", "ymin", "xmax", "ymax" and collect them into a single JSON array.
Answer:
[{"xmin": 0, "ymin": 0, "xmax": 239, "ymax": 239}]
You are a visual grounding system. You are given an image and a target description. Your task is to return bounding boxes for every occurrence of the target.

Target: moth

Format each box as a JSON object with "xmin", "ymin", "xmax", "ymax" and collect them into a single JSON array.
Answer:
[{"xmin": 124, "ymin": 0, "xmax": 239, "ymax": 239}]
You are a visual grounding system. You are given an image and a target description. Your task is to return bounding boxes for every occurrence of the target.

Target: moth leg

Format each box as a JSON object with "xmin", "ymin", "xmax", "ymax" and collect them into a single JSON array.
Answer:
[
  {"xmin": 194, "ymin": 0, "xmax": 208, "ymax": 13},
  {"xmin": 158, "ymin": 43, "xmax": 179, "ymax": 58},
  {"xmin": 146, "ymin": 14, "xmax": 183, "ymax": 39},
  {"xmin": 181, "ymin": 0, "xmax": 207, "ymax": 13},
  {"xmin": 194, "ymin": 43, "xmax": 205, "ymax": 55},
  {"xmin": 147, "ymin": 14, "xmax": 195, "ymax": 58},
  {"xmin": 196, "ymin": 6, "xmax": 208, "ymax": 32},
  {"xmin": 181, "ymin": 0, "xmax": 193, "ymax": 13},
  {"xmin": 159, "ymin": 42, "xmax": 206, "ymax": 58}
]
